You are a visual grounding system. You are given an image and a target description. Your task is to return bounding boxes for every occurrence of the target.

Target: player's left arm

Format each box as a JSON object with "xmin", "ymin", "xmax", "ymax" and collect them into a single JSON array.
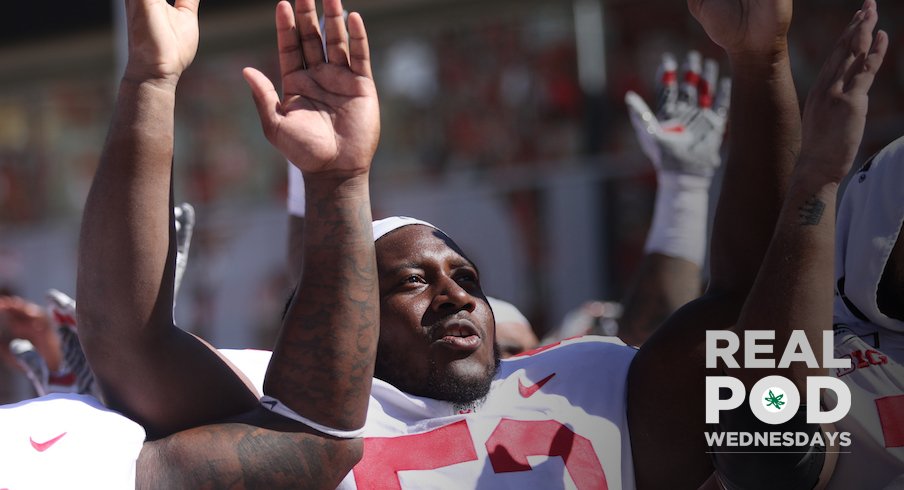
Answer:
[{"xmin": 727, "ymin": 0, "xmax": 886, "ymax": 391}]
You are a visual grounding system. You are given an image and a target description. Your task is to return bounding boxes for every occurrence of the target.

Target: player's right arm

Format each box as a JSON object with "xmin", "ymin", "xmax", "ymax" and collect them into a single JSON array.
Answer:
[
  {"xmin": 137, "ymin": 406, "xmax": 361, "ymax": 489},
  {"xmin": 243, "ymin": 0, "xmax": 380, "ymax": 434},
  {"xmin": 627, "ymin": 0, "xmax": 800, "ymax": 487}
]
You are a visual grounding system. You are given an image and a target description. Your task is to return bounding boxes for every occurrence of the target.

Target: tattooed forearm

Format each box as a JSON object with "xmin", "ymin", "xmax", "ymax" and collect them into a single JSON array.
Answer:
[
  {"xmin": 799, "ymin": 195, "xmax": 826, "ymax": 225},
  {"xmin": 138, "ymin": 415, "xmax": 362, "ymax": 489},
  {"xmin": 266, "ymin": 174, "xmax": 378, "ymax": 431}
]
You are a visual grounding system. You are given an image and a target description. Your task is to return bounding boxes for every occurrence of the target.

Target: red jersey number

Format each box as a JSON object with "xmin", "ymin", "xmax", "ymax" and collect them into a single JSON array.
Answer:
[{"xmin": 353, "ymin": 418, "xmax": 608, "ymax": 489}]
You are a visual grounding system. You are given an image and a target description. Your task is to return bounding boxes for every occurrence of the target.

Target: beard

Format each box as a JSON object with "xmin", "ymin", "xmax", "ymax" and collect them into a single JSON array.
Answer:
[
  {"xmin": 424, "ymin": 343, "xmax": 501, "ymax": 404},
  {"xmin": 374, "ymin": 342, "xmax": 501, "ymax": 404}
]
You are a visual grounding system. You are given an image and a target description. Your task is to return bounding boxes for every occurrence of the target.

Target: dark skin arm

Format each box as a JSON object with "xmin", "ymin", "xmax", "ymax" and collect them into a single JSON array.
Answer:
[
  {"xmin": 77, "ymin": 0, "xmax": 259, "ymax": 437},
  {"xmin": 137, "ymin": 407, "xmax": 361, "ymax": 489},
  {"xmin": 618, "ymin": 253, "xmax": 702, "ymax": 346},
  {"xmin": 627, "ymin": 0, "xmax": 800, "ymax": 487},
  {"xmin": 79, "ymin": 0, "xmax": 379, "ymax": 485},
  {"xmin": 288, "ymin": 214, "xmax": 306, "ymax": 285},
  {"xmin": 243, "ymin": 0, "xmax": 380, "ymax": 431}
]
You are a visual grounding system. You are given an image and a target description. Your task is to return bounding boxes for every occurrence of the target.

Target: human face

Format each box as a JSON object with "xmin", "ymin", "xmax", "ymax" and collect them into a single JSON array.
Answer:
[
  {"xmin": 496, "ymin": 320, "xmax": 539, "ymax": 359},
  {"xmin": 375, "ymin": 225, "xmax": 498, "ymax": 403}
]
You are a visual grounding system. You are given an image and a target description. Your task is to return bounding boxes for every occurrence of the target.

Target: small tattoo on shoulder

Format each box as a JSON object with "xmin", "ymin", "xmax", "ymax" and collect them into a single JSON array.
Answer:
[{"xmin": 800, "ymin": 196, "xmax": 826, "ymax": 226}]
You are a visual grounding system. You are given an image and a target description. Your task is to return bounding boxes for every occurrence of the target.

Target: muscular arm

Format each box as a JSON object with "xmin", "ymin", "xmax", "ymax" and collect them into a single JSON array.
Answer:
[
  {"xmin": 137, "ymin": 407, "xmax": 362, "ymax": 489},
  {"xmin": 716, "ymin": 6, "xmax": 886, "ymax": 488},
  {"xmin": 288, "ymin": 215, "xmax": 306, "ymax": 285},
  {"xmin": 618, "ymin": 253, "xmax": 702, "ymax": 346},
  {"xmin": 77, "ymin": 0, "xmax": 258, "ymax": 438},
  {"xmin": 627, "ymin": 1, "xmax": 800, "ymax": 487},
  {"xmin": 243, "ymin": 0, "xmax": 380, "ymax": 432}
]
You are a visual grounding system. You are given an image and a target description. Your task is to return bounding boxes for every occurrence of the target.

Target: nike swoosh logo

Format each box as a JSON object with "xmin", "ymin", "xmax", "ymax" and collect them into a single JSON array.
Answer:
[
  {"xmin": 30, "ymin": 432, "xmax": 67, "ymax": 452},
  {"xmin": 518, "ymin": 373, "xmax": 556, "ymax": 398}
]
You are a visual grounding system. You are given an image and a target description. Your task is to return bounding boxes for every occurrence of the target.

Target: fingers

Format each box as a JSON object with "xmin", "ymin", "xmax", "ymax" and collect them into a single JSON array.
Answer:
[
  {"xmin": 173, "ymin": 0, "xmax": 200, "ymax": 14},
  {"xmin": 347, "ymin": 12, "xmax": 373, "ymax": 78},
  {"xmin": 625, "ymin": 91, "xmax": 661, "ymax": 136},
  {"xmin": 294, "ymin": 0, "xmax": 327, "ymax": 68},
  {"xmin": 278, "ymin": 0, "xmax": 364, "ymax": 74},
  {"xmin": 322, "ymin": 0, "xmax": 350, "ymax": 67},
  {"xmin": 825, "ymin": 2, "xmax": 874, "ymax": 83},
  {"xmin": 655, "ymin": 53, "xmax": 678, "ymax": 117},
  {"xmin": 713, "ymin": 78, "xmax": 732, "ymax": 118},
  {"xmin": 242, "ymin": 68, "xmax": 283, "ymax": 143},
  {"xmin": 699, "ymin": 58, "xmax": 718, "ymax": 109},
  {"xmin": 844, "ymin": 29, "xmax": 888, "ymax": 95},
  {"xmin": 276, "ymin": 2, "xmax": 306, "ymax": 79},
  {"xmin": 678, "ymin": 51, "xmax": 701, "ymax": 107},
  {"xmin": 828, "ymin": 2, "xmax": 885, "ymax": 95}
]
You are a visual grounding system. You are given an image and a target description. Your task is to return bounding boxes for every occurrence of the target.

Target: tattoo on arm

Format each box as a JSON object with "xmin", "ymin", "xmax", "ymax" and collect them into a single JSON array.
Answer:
[{"xmin": 799, "ymin": 196, "xmax": 826, "ymax": 226}]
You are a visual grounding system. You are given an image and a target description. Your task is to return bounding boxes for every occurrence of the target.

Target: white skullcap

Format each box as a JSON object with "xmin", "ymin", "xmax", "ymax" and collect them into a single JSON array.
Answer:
[{"xmin": 372, "ymin": 216, "xmax": 442, "ymax": 242}]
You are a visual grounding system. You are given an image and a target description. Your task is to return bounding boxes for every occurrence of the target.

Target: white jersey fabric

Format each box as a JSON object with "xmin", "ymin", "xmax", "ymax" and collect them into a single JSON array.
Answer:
[
  {"xmin": 829, "ymin": 135, "xmax": 904, "ymax": 489},
  {"xmin": 229, "ymin": 336, "xmax": 637, "ymax": 489},
  {"xmin": 0, "ymin": 393, "xmax": 145, "ymax": 490}
]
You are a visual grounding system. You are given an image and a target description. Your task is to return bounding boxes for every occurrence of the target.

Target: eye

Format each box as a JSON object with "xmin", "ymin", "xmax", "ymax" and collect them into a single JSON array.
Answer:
[
  {"xmin": 455, "ymin": 270, "xmax": 480, "ymax": 287},
  {"xmin": 403, "ymin": 275, "xmax": 426, "ymax": 285}
]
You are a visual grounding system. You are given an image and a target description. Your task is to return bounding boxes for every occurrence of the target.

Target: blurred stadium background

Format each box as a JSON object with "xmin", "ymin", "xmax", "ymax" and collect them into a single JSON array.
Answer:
[{"xmin": 0, "ymin": 0, "xmax": 902, "ymax": 399}]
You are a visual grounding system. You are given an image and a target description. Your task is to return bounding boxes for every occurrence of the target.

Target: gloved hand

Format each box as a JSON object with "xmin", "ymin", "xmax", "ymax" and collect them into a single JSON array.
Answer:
[{"xmin": 625, "ymin": 51, "xmax": 730, "ymax": 178}]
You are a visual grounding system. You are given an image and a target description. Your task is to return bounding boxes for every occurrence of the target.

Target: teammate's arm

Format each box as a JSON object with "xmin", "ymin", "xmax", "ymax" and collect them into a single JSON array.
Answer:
[
  {"xmin": 627, "ymin": 0, "xmax": 800, "ymax": 487},
  {"xmin": 713, "ymin": 6, "xmax": 886, "ymax": 489},
  {"xmin": 619, "ymin": 52, "xmax": 729, "ymax": 346}
]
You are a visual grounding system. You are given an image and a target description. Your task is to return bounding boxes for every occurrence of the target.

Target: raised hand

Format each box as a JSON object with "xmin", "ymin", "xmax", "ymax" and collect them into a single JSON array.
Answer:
[
  {"xmin": 798, "ymin": 0, "xmax": 887, "ymax": 182},
  {"xmin": 688, "ymin": 0, "xmax": 792, "ymax": 55},
  {"xmin": 243, "ymin": 0, "xmax": 379, "ymax": 177},
  {"xmin": 625, "ymin": 51, "xmax": 730, "ymax": 177},
  {"xmin": 122, "ymin": 0, "xmax": 201, "ymax": 85}
]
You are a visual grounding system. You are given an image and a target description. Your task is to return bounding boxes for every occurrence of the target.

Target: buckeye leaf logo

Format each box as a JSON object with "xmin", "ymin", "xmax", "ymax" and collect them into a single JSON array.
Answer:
[{"xmin": 764, "ymin": 390, "xmax": 785, "ymax": 410}]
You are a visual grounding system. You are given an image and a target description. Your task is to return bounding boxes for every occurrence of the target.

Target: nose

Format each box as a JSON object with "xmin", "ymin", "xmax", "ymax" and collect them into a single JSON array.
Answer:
[{"xmin": 430, "ymin": 275, "xmax": 475, "ymax": 314}]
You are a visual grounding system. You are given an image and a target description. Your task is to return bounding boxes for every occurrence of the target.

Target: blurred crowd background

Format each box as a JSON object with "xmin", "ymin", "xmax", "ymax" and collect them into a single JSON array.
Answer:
[{"xmin": 1, "ymin": 0, "xmax": 902, "ymax": 400}]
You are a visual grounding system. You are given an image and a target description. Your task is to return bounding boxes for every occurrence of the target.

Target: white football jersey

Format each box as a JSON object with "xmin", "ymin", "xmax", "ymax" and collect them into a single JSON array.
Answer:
[
  {"xmin": 0, "ymin": 393, "xmax": 146, "ymax": 490},
  {"xmin": 341, "ymin": 336, "xmax": 636, "ymax": 489},
  {"xmin": 830, "ymin": 136, "xmax": 904, "ymax": 487},
  {"xmin": 227, "ymin": 336, "xmax": 636, "ymax": 489},
  {"xmin": 826, "ymin": 324, "xmax": 904, "ymax": 489}
]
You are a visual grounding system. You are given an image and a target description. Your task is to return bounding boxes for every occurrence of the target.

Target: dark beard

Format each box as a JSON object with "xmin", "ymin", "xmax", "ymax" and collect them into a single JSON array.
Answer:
[
  {"xmin": 374, "ymin": 342, "xmax": 501, "ymax": 404},
  {"xmin": 424, "ymin": 343, "xmax": 501, "ymax": 404}
]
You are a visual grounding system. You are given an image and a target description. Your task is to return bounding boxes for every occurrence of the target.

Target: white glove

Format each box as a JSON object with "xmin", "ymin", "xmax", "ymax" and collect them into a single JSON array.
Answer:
[{"xmin": 625, "ymin": 51, "xmax": 730, "ymax": 178}]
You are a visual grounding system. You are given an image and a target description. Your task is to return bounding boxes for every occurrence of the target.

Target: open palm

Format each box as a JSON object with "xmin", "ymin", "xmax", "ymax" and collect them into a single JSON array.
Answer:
[{"xmin": 244, "ymin": 0, "xmax": 379, "ymax": 176}]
